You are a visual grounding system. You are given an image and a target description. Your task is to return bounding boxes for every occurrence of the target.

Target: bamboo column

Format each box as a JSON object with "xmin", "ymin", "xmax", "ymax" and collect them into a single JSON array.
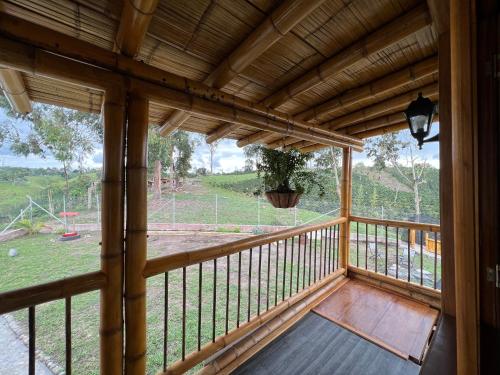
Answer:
[
  {"xmin": 339, "ymin": 147, "xmax": 352, "ymax": 273},
  {"xmin": 125, "ymin": 95, "xmax": 149, "ymax": 374},
  {"xmin": 450, "ymin": 0, "xmax": 479, "ymax": 373},
  {"xmin": 100, "ymin": 87, "xmax": 126, "ymax": 375}
]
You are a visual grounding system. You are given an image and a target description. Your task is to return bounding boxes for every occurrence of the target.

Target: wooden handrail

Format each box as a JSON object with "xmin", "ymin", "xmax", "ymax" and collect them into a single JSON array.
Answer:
[
  {"xmin": 349, "ymin": 215, "xmax": 440, "ymax": 232},
  {"xmin": 144, "ymin": 217, "xmax": 347, "ymax": 278},
  {"xmin": 0, "ymin": 271, "xmax": 106, "ymax": 314}
]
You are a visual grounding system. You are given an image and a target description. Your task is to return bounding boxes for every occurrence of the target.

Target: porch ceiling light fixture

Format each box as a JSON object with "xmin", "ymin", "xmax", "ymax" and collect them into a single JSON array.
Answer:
[{"xmin": 404, "ymin": 92, "xmax": 438, "ymax": 149}]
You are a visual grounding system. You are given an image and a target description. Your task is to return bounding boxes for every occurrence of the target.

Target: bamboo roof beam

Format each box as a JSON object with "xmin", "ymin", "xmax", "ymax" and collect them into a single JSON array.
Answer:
[
  {"xmin": 130, "ymin": 80, "xmax": 363, "ymax": 151},
  {"xmin": 0, "ymin": 15, "xmax": 363, "ymax": 149},
  {"xmin": 294, "ymin": 56, "xmax": 438, "ymax": 123},
  {"xmin": 208, "ymin": 3, "xmax": 432, "ymax": 143},
  {"xmin": 159, "ymin": 0, "xmax": 328, "ymax": 137},
  {"xmin": 0, "ymin": 67, "xmax": 31, "ymax": 113},
  {"xmin": 115, "ymin": 0, "xmax": 159, "ymax": 57},
  {"xmin": 266, "ymin": 83, "xmax": 438, "ymax": 149}
]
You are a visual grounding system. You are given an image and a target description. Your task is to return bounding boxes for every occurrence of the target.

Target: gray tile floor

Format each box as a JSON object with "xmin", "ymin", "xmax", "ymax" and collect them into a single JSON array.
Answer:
[{"xmin": 233, "ymin": 313, "xmax": 420, "ymax": 375}]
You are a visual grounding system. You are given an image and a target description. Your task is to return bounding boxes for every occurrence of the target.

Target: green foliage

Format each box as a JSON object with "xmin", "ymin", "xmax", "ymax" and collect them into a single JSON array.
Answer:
[
  {"xmin": 15, "ymin": 219, "xmax": 44, "ymax": 234},
  {"xmin": 147, "ymin": 127, "xmax": 172, "ymax": 175},
  {"xmin": 256, "ymin": 147, "xmax": 325, "ymax": 196}
]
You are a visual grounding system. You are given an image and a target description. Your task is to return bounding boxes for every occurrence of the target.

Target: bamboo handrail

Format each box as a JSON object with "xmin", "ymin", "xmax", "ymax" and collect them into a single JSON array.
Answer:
[
  {"xmin": 0, "ymin": 271, "xmax": 106, "ymax": 315},
  {"xmin": 144, "ymin": 217, "xmax": 347, "ymax": 277},
  {"xmin": 163, "ymin": 269, "xmax": 346, "ymax": 375},
  {"xmin": 349, "ymin": 215, "xmax": 441, "ymax": 232}
]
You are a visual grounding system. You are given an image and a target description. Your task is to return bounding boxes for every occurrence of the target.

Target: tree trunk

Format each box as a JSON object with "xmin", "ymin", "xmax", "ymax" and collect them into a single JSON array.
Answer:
[
  {"xmin": 153, "ymin": 159, "xmax": 162, "ymax": 198},
  {"xmin": 413, "ymin": 182, "xmax": 421, "ymax": 221}
]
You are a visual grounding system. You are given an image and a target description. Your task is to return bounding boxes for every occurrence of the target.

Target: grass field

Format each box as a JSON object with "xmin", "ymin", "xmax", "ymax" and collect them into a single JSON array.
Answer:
[{"xmin": 1, "ymin": 231, "xmax": 331, "ymax": 374}]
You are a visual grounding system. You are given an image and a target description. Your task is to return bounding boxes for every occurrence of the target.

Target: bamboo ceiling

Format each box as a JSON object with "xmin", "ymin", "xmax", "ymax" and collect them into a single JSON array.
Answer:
[{"xmin": 0, "ymin": 0, "xmax": 438, "ymax": 148}]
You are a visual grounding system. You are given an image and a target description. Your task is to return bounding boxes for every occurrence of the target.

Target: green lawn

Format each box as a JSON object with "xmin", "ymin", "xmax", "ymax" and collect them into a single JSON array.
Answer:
[{"xmin": 1, "ymin": 232, "xmax": 330, "ymax": 375}]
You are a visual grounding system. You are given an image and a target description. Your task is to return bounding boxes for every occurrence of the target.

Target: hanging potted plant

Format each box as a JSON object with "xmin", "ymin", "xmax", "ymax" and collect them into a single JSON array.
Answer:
[{"xmin": 255, "ymin": 147, "xmax": 325, "ymax": 208}]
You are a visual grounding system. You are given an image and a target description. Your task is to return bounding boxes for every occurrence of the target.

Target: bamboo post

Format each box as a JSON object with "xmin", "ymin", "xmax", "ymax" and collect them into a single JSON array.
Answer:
[
  {"xmin": 339, "ymin": 147, "xmax": 352, "ymax": 273},
  {"xmin": 450, "ymin": 0, "xmax": 479, "ymax": 373},
  {"xmin": 100, "ymin": 87, "xmax": 126, "ymax": 375},
  {"xmin": 125, "ymin": 94, "xmax": 149, "ymax": 374}
]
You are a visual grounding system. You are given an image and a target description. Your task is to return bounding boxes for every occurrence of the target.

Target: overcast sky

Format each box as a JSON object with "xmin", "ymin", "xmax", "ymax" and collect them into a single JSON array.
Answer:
[{"xmin": 0, "ymin": 107, "xmax": 440, "ymax": 171}]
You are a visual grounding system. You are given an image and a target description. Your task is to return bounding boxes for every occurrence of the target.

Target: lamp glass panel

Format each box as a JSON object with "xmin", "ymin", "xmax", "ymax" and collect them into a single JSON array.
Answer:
[{"xmin": 410, "ymin": 115, "xmax": 428, "ymax": 133}]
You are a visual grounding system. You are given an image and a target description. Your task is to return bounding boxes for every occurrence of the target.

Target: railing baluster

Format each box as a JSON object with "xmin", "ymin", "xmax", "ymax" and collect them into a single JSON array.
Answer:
[
  {"xmin": 336, "ymin": 224, "xmax": 340, "ymax": 269},
  {"xmin": 258, "ymin": 246, "xmax": 262, "ymax": 315},
  {"xmin": 247, "ymin": 248, "xmax": 252, "ymax": 322},
  {"xmin": 365, "ymin": 223, "xmax": 368, "ymax": 270},
  {"xmin": 396, "ymin": 228, "xmax": 399, "ymax": 280},
  {"xmin": 182, "ymin": 267, "xmax": 186, "ymax": 360},
  {"xmin": 314, "ymin": 231, "xmax": 318, "ymax": 283},
  {"xmin": 296, "ymin": 234, "xmax": 301, "ymax": 293},
  {"xmin": 332, "ymin": 226, "xmax": 336, "ymax": 271},
  {"xmin": 434, "ymin": 232, "xmax": 438, "ymax": 289},
  {"xmin": 266, "ymin": 243, "xmax": 271, "ymax": 311},
  {"xmin": 302, "ymin": 232, "xmax": 307, "ymax": 289},
  {"xmin": 164, "ymin": 272, "xmax": 169, "ymax": 368},
  {"xmin": 197, "ymin": 264, "xmax": 202, "ymax": 351},
  {"xmin": 356, "ymin": 222, "xmax": 359, "ymax": 267},
  {"xmin": 237, "ymin": 252, "xmax": 241, "ymax": 328},
  {"xmin": 282, "ymin": 239, "xmax": 287, "ymax": 301},
  {"xmin": 385, "ymin": 225, "xmax": 388, "ymax": 276},
  {"xmin": 328, "ymin": 227, "xmax": 332, "ymax": 274},
  {"xmin": 407, "ymin": 229, "xmax": 411, "ymax": 282},
  {"xmin": 308, "ymin": 231, "xmax": 313, "ymax": 285},
  {"xmin": 318, "ymin": 229, "xmax": 323, "ymax": 280},
  {"xmin": 65, "ymin": 297, "xmax": 71, "ymax": 375},
  {"xmin": 420, "ymin": 231, "xmax": 424, "ymax": 286},
  {"xmin": 275, "ymin": 241, "xmax": 279, "ymax": 306},
  {"xmin": 225, "ymin": 255, "xmax": 230, "ymax": 335},
  {"xmin": 29, "ymin": 306, "xmax": 35, "ymax": 375},
  {"xmin": 323, "ymin": 228, "xmax": 328, "ymax": 277},
  {"xmin": 289, "ymin": 236, "xmax": 294, "ymax": 297},
  {"xmin": 213, "ymin": 259, "xmax": 217, "ymax": 341},
  {"xmin": 374, "ymin": 224, "xmax": 378, "ymax": 273}
]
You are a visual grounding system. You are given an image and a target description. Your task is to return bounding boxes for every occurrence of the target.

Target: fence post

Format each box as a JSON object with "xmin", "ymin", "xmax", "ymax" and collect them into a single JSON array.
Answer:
[
  {"xmin": 172, "ymin": 192, "xmax": 176, "ymax": 226},
  {"xmin": 257, "ymin": 196, "xmax": 261, "ymax": 228},
  {"xmin": 215, "ymin": 194, "xmax": 218, "ymax": 225}
]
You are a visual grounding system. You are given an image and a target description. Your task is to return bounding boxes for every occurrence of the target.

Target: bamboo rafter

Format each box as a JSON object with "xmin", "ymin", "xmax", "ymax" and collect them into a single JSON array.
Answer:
[
  {"xmin": 207, "ymin": 3, "xmax": 432, "ymax": 144},
  {"xmin": 0, "ymin": 67, "xmax": 31, "ymax": 113},
  {"xmin": 159, "ymin": 0, "xmax": 328, "ymax": 136},
  {"xmin": 0, "ymin": 13, "xmax": 363, "ymax": 150}
]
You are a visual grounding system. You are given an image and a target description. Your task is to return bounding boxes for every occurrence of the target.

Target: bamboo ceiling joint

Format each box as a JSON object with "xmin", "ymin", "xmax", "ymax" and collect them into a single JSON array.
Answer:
[
  {"xmin": 115, "ymin": 0, "xmax": 159, "ymax": 57},
  {"xmin": 0, "ymin": 68, "xmax": 31, "ymax": 113},
  {"xmin": 209, "ymin": 3, "xmax": 433, "ymax": 144},
  {"xmin": 159, "ymin": 0, "xmax": 327, "ymax": 137}
]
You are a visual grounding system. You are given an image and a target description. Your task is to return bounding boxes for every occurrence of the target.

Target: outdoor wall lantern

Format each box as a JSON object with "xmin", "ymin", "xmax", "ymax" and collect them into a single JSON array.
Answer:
[{"xmin": 404, "ymin": 92, "xmax": 438, "ymax": 149}]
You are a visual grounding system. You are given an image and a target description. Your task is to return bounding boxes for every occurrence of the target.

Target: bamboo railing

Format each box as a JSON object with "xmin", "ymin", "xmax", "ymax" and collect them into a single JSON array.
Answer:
[
  {"xmin": 348, "ymin": 216, "xmax": 442, "ymax": 307},
  {"xmin": 0, "ymin": 271, "xmax": 106, "ymax": 374},
  {"xmin": 144, "ymin": 217, "xmax": 346, "ymax": 374}
]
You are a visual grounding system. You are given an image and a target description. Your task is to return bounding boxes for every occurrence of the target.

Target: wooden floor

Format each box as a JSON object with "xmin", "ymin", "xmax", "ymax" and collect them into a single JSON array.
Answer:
[
  {"xmin": 233, "ymin": 313, "xmax": 420, "ymax": 375},
  {"xmin": 312, "ymin": 279, "xmax": 439, "ymax": 362}
]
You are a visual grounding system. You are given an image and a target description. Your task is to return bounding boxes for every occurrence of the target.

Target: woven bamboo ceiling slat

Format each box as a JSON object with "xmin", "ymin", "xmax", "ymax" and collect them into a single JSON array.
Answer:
[{"xmin": 0, "ymin": 0, "xmax": 439, "ymax": 143}]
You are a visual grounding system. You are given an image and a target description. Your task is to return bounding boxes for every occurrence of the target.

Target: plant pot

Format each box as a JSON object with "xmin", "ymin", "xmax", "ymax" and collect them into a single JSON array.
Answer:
[{"xmin": 265, "ymin": 191, "xmax": 302, "ymax": 208}]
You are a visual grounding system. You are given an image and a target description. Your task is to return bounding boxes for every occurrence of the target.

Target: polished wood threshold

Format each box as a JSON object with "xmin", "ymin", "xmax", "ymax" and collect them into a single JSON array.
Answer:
[{"xmin": 312, "ymin": 279, "xmax": 439, "ymax": 363}]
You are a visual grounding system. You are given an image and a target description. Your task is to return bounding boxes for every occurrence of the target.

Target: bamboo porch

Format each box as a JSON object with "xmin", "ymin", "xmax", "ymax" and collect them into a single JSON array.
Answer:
[{"xmin": 0, "ymin": 0, "xmax": 498, "ymax": 374}]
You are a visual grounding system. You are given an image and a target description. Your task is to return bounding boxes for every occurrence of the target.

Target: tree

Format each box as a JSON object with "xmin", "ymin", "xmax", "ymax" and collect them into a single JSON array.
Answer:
[
  {"xmin": 171, "ymin": 130, "xmax": 196, "ymax": 186},
  {"xmin": 207, "ymin": 140, "xmax": 220, "ymax": 174},
  {"xmin": 147, "ymin": 127, "xmax": 172, "ymax": 197},
  {"xmin": 366, "ymin": 133, "xmax": 429, "ymax": 221},
  {"xmin": 243, "ymin": 144, "xmax": 261, "ymax": 172},
  {"xmin": 314, "ymin": 146, "xmax": 342, "ymax": 201},
  {"xmin": 0, "ymin": 99, "xmax": 101, "ymax": 195}
]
